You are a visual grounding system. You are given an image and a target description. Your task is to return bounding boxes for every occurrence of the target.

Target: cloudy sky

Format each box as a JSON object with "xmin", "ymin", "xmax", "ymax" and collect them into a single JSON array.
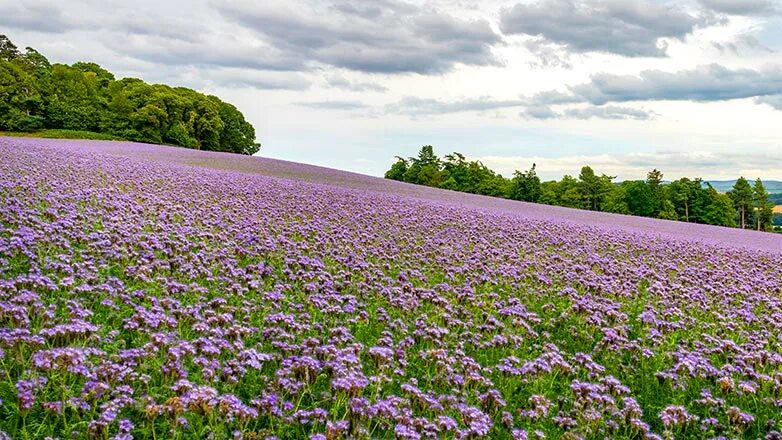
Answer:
[{"xmin": 2, "ymin": 0, "xmax": 781, "ymax": 180}]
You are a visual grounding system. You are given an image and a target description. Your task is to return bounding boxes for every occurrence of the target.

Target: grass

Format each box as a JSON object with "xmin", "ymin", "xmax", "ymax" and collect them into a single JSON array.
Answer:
[{"xmin": 0, "ymin": 129, "xmax": 125, "ymax": 141}]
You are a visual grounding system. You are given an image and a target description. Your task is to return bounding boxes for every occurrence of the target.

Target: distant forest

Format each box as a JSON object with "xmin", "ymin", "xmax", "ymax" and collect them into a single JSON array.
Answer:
[
  {"xmin": 0, "ymin": 35, "xmax": 259, "ymax": 154},
  {"xmin": 386, "ymin": 146, "xmax": 779, "ymax": 232}
]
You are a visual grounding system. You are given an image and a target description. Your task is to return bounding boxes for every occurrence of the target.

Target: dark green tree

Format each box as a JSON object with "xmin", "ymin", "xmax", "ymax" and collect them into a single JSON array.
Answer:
[
  {"xmin": 621, "ymin": 180, "xmax": 655, "ymax": 217},
  {"xmin": 385, "ymin": 157, "xmax": 409, "ymax": 181},
  {"xmin": 667, "ymin": 178, "xmax": 704, "ymax": 222},
  {"xmin": 578, "ymin": 166, "xmax": 614, "ymax": 211},
  {"xmin": 752, "ymin": 178, "xmax": 774, "ymax": 231},
  {"xmin": 729, "ymin": 177, "xmax": 754, "ymax": 229},
  {"xmin": 0, "ymin": 35, "xmax": 20, "ymax": 60},
  {"xmin": 0, "ymin": 60, "xmax": 45, "ymax": 131},
  {"xmin": 538, "ymin": 180, "xmax": 560, "ymax": 206},
  {"xmin": 559, "ymin": 175, "xmax": 584, "ymax": 208},
  {"xmin": 508, "ymin": 163, "xmax": 541, "ymax": 202},
  {"xmin": 602, "ymin": 185, "xmax": 630, "ymax": 214},
  {"xmin": 646, "ymin": 168, "xmax": 664, "ymax": 214},
  {"xmin": 0, "ymin": 35, "xmax": 259, "ymax": 153},
  {"xmin": 404, "ymin": 146, "xmax": 445, "ymax": 187},
  {"xmin": 442, "ymin": 153, "xmax": 473, "ymax": 192},
  {"xmin": 702, "ymin": 187, "xmax": 735, "ymax": 227}
]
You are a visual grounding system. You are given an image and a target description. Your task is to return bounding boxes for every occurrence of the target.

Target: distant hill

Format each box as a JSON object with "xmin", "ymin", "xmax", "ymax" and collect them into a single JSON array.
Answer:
[{"xmin": 707, "ymin": 180, "xmax": 782, "ymax": 194}]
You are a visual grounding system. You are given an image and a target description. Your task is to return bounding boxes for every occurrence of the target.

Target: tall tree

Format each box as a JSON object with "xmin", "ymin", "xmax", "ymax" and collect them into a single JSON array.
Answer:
[
  {"xmin": 646, "ymin": 168, "xmax": 664, "ymax": 214},
  {"xmin": 729, "ymin": 177, "xmax": 754, "ymax": 229},
  {"xmin": 752, "ymin": 178, "xmax": 774, "ymax": 231},
  {"xmin": 578, "ymin": 166, "xmax": 614, "ymax": 211},
  {"xmin": 508, "ymin": 163, "xmax": 541, "ymax": 202},
  {"xmin": 404, "ymin": 145, "xmax": 445, "ymax": 187},
  {"xmin": 667, "ymin": 178, "xmax": 705, "ymax": 222}
]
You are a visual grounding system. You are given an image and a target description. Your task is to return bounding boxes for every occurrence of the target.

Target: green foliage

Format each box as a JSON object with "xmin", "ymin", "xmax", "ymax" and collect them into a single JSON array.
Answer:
[
  {"xmin": 729, "ymin": 177, "xmax": 754, "ymax": 229},
  {"xmin": 557, "ymin": 175, "xmax": 584, "ymax": 208},
  {"xmin": 667, "ymin": 178, "xmax": 703, "ymax": 222},
  {"xmin": 657, "ymin": 200, "xmax": 679, "ymax": 221},
  {"xmin": 577, "ymin": 166, "xmax": 616, "ymax": 211},
  {"xmin": 0, "ymin": 35, "xmax": 259, "ymax": 154},
  {"xmin": 702, "ymin": 188, "xmax": 735, "ymax": 227},
  {"xmin": 621, "ymin": 180, "xmax": 656, "ymax": 217},
  {"xmin": 601, "ymin": 185, "xmax": 630, "ymax": 214},
  {"xmin": 393, "ymin": 146, "xmax": 509, "ymax": 196},
  {"xmin": 646, "ymin": 169, "xmax": 664, "ymax": 214},
  {"xmin": 752, "ymin": 178, "xmax": 774, "ymax": 231},
  {"xmin": 384, "ymin": 147, "xmax": 776, "ymax": 232},
  {"xmin": 385, "ymin": 157, "xmax": 409, "ymax": 181},
  {"xmin": 508, "ymin": 163, "xmax": 541, "ymax": 202},
  {"xmin": 0, "ymin": 54, "xmax": 45, "ymax": 131}
]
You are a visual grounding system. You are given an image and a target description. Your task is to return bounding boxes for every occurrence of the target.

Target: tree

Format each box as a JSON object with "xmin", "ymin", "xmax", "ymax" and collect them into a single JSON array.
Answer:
[
  {"xmin": 578, "ymin": 166, "xmax": 615, "ymax": 211},
  {"xmin": 645, "ymin": 168, "xmax": 665, "ymax": 215},
  {"xmin": 0, "ymin": 60, "xmax": 45, "ymax": 131},
  {"xmin": 752, "ymin": 178, "xmax": 774, "ymax": 231},
  {"xmin": 404, "ymin": 145, "xmax": 445, "ymax": 187},
  {"xmin": 667, "ymin": 178, "xmax": 703, "ymax": 222},
  {"xmin": 381, "ymin": 150, "xmax": 773, "ymax": 234},
  {"xmin": 602, "ymin": 185, "xmax": 630, "ymax": 214},
  {"xmin": 442, "ymin": 153, "xmax": 473, "ymax": 192},
  {"xmin": 658, "ymin": 200, "xmax": 678, "ymax": 220},
  {"xmin": 0, "ymin": 35, "xmax": 20, "ymax": 61},
  {"xmin": 729, "ymin": 177, "xmax": 754, "ymax": 229},
  {"xmin": 622, "ymin": 180, "xmax": 655, "ymax": 217},
  {"xmin": 559, "ymin": 175, "xmax": 583, "ymax": 208},
  {"xmin": 702, "ymin": 188, "xmax": 735, "ymax": 227},
  {"xmin": 508, "ymin": 163, "xmax": 541, "ymax": 202},
  {"xmin": 0, "ymin": 35, "xmax": 260, "ymax": 153},
  {"xmin": 538, "ymin": 181, "xmax": 560, "ymax": 206},
  {"xmin": 21, "ymin": 47, "xmax": 51, "ymax": 73},
  {"xmin": 385, "ymin": 157, "xmax": 409, "ymax": 181}
]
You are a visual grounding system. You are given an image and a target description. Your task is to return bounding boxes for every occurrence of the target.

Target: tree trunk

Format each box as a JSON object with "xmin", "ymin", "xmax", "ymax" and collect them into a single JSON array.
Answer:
[{"xmin": 740, "ymin": 206, "xmax": 745, "ymax": 229}]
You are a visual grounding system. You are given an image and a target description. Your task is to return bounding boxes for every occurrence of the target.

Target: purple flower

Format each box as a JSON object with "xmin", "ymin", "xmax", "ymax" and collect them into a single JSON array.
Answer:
[{"xmin": 660, "ymin": 405, "xmax": 698, "ymax": 428}]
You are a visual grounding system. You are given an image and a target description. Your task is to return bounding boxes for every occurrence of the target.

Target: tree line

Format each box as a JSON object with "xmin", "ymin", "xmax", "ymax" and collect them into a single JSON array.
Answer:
[
  {"xmin": 0, "ymin": 35, "xmax": 259, "ymax": 154},
  {"xmin": 386, "ymin": 146, "xmax": 776, "ymax": 232}
]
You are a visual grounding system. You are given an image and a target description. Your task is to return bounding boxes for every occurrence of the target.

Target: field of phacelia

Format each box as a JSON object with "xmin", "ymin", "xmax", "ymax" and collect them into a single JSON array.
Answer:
[{"xmin": 1, "ymin": 137, "xmax": 781, "ymax": 440}]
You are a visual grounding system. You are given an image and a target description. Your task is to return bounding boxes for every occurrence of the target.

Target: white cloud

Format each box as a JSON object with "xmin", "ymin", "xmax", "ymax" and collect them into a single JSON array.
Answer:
[
  {"xmin": 500, "ymin": 0, "xmax": 708, "ymax": 57},
  {"xmin": 1, "ymin": 0, "xmax": 780, "ymax": 180}
]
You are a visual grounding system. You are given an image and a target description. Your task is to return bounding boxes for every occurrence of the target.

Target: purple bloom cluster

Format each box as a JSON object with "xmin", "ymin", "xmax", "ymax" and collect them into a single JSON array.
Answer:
[{"xmin": 1, "ymin": 137, "xmax": 782, "ymax": 439}]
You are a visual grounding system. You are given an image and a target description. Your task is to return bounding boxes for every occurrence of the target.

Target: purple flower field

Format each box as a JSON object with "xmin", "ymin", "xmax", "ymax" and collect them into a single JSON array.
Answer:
[{"xmin": 1, "ymin": 137, "xmax": 781, "ymax": 440}]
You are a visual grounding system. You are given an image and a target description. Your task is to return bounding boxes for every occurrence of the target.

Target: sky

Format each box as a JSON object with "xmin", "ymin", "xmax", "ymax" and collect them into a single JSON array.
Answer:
[{"xmin": 1, "ymin": 0, "xmax": 781, "ymax": 181}]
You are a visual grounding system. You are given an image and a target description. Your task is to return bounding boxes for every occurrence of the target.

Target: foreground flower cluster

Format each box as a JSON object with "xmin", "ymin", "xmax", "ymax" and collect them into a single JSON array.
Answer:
[{"xmin": 1, "ymin": 138, "xmax": 781, "ymax": 440}]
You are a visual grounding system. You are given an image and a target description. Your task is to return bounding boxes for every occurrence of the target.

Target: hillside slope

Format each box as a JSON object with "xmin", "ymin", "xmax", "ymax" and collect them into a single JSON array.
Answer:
[
  {"xmin": 2, "ymin": 135, "xmax": 782, "ymax": 439},
  {"xmin": 4, "ymin": 136, "xmax": 779, "ymax": 254}
]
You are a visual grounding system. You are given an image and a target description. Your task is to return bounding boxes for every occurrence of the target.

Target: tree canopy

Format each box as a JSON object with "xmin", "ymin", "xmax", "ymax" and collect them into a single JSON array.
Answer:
[
  {"xmin": 0, "ymin": 35, "xmax": 259, "ymax": 154},
  {"xmin": 385, "ymin": 146, "xmax": 777, "ymax": 232}
]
